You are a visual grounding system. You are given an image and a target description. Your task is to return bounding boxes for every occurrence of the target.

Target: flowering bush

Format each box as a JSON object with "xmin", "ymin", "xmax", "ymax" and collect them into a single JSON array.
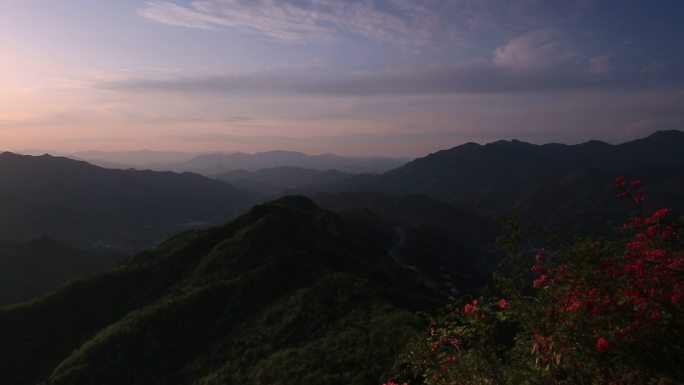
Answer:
[{"xmin": 390, "ymin": 179, "xmax": 683, "ymax": 385}]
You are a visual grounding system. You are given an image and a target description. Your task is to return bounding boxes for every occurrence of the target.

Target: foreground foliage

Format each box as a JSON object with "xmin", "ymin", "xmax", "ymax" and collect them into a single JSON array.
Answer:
[{"xmin": 394, "ymin": 179, "xmax": 683, "ymax": 385}]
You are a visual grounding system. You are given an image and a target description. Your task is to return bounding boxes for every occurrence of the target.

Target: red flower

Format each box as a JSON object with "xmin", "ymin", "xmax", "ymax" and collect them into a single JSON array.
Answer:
[
  {"xmin": 564, "ymin": 298, "xmax": 581, "ymax": 313},
  {"xmin": 646, "ymin": 208, "xmax": 672, "ymax": 223},
  {"xmin": 671, "ymin": 283, "xmax": 682, "ymax": 305},
  {"xmin": 650, "ymin": 311, "xmax": 662, "ymax": 320},
  {"xmin": 634, "ymin": 191, "xmax": 645, "ymax": 204},
  {"xmin": 631, "ymin": 180, "xmax": 644, "ymax": 188},
  {"xmin": 498, "ymin": 299, "xmax": 509, "ymax": 310},
  {"xmin": 596, "ymin": 337, "xmax": 610, "ymax": 353},
  {"xmin": 644, "ymin": 249, "xmax": 666, "ymax": 261},
  {"xmin": 627, "ymin": 241, "xmax": 647, "ymax": 250},
  {"xmin": 531, "ymin": 263, "xmax": 544, "ymax": 274},
  {"xmin": 625, "ymin": 217, "xmax": 643, "ymax": 229},
  {"xmin": 535, "ymin": 249, "xmax": 545, "ymax": 262},
  {"xmin": 614, "ymin": 176, "xmax": 626, "ymax": 187},
  {"xmin": 463, "ymin": 304, "xmax": 475, "ymax": 314},
  {"xmin": 533, "ymin": 275, "xmax": 550, "ymax": 288}
]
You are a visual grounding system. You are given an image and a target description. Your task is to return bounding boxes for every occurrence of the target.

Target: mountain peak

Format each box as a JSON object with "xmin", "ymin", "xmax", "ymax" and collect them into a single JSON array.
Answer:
[
  {"xmin": 268, "ymin": 195, "xmax": 321, "ymax": 213},
  {"xmin": 644, "ymin": 129, "xmax": 684, "ymax": 141},
  {"xmin": 484, "ymin": 138, "xmax": 534, "ymax": 148}
]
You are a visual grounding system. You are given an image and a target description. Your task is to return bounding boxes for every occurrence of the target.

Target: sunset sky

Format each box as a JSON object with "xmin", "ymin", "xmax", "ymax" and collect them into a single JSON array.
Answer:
[{"xmin": 1, "ymin": 0, "xmax": 682, "ymax": 156}]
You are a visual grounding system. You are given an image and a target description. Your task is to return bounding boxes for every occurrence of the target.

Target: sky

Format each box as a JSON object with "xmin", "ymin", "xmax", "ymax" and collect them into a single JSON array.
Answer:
[{"xmin": 0, "ymin": 0, "xmax": 682, "ymax": 157}]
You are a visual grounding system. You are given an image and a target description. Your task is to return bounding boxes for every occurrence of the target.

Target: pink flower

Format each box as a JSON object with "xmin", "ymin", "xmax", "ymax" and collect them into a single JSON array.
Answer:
[
  {"xmin": 464, "ymin": 304, "xmax": 474, "ymax": 314},
  {"xmin": 498, "ymin": 298, "xmax": 509, "ymax": 310},
  {"xmin": 596, "ymin": 337, "xmax": 610, "ymax": 353}
]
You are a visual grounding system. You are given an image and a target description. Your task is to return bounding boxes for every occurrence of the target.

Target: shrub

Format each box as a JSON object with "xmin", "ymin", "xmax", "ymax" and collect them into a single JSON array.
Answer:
[{"xmin": 390, "ymin": 179, "xmax": 683, "ymax": 385}]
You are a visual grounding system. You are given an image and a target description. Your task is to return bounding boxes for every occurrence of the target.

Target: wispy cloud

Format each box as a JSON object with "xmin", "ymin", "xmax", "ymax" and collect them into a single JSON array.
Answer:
[
  {"xmin": 139, "ymin": 0, "xmax": 605, "ymax": 47},
  {"xmin": 493, "ymin": 30, "xmax": 575, "ymax": 68},
  {"xmin": 99, "ymin": 61, "xmax": 677, "ymax": 98},
  {"xmin": 139, "ymin": 0, "xmax": 457, "ymax": 46},
  {"xmin": 588, "ymin": 54, "xmax": 612, "ymax": 74}
]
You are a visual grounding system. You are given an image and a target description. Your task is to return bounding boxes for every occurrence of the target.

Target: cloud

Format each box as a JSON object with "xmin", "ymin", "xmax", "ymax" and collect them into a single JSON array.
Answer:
[
  {"xmin": 98, "ymin": 61, "xmax": 675, "ymax": 98},
  {"xmin": 494, "ymin": 30, "xmax": 574, "ymax": 68},
  {"xmin": 139, "ymin": 0, "xmax": 458, "ymax": 46},
  {"xmin": 139, "ymin": 0, "xmax": 609, "ymax": 48},
  {"xmin": 588, "ymin": 54, "xmax": 612, "ymax": 74}
]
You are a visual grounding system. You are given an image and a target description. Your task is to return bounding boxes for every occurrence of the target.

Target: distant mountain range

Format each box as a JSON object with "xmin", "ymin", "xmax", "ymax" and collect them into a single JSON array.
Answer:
[
  {"xmin": 63, "ymin": 150, "xmax": 409, "ymax": 175},
  {"xmin": 4, "ymin": 130, "xmax": 682, "ymax": 252},
  {"xmin": 347, "ymin": 130, "xmax": 684, "ymax": 235},
  {"xmin": 214, "ymin": 166, "xmax": 354, "ymax": 195},
  {"xmin": 0, "ymin": 152, "xmax": 257, "ymax": 252},
  {"xmin": 364, "ymin": 130, "xmax": 684, "ymax": 198}
]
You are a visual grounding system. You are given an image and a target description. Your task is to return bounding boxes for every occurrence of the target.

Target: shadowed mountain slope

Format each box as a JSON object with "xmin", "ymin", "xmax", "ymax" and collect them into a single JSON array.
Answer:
[
  {"xmin": 313, "ymin": 192, "xmax": 499, "ymax": 290},
  {"xmin": 214, "ymin": 166, "xmax": 353, "ymax": 195},
  {"xmin": 357, "ymin": 130, "xmax": 684, "ymax": 234},
  {"xmin": 0, "ymin": 197, "xmax": 461, "ymax": 385},
  {"xmin": 164, "ymin": 150, "xmax": 407, "ymax": 175},
  {"xmin": 0, "ymin": 152, "xmax": 257, "ymax": 252},
  {"xmin": 0, "ymin": 237, "xmax": 123, "ymax": 306}
]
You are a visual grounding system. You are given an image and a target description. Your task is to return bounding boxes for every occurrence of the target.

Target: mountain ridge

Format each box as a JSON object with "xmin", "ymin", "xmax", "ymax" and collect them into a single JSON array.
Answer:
[
  {"xmin": 0, "ymin": 196, "xmax": 449, "ymax": 385},
  {"xmin": 352, "ymin": 130, "xmax": 684, "ymax": 233},
  {"xmin": 0, "ymin": 152, "xmax": 258, "ymax": 252}
]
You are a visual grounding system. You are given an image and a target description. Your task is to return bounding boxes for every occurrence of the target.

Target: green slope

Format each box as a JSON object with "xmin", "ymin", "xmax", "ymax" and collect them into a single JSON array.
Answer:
[{"xmin": 0, "ymin": 196, "xmax": 445, "ymax": 385}]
